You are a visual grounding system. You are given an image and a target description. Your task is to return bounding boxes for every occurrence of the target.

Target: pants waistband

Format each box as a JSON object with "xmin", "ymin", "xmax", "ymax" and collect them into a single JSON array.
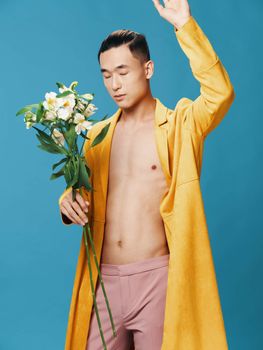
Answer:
[{"xmin": 100, "ymin": 254, "xmax": 170, "ymax": 276}]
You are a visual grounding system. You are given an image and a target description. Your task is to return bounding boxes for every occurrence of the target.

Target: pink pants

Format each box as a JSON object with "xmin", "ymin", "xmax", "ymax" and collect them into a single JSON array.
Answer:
[{"xmin": 86, "ymin": 254, "xmax": 170, "ymax": 350}]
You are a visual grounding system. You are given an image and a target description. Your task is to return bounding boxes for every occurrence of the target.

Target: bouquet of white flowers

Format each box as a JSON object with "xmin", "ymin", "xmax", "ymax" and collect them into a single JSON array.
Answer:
[{"xmin": 16, "ymin": 81, "xmax": 116, "ymax": 349}]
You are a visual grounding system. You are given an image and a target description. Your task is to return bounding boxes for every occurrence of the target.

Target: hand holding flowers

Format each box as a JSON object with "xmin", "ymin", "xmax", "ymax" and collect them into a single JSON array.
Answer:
[{"xmin": 16, "ymin": 81, "xmax": 116, "ymax": 349}]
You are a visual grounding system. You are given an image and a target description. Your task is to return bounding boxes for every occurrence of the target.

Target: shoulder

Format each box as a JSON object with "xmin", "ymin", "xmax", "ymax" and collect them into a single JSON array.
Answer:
[
  {"xmin": 174, "ymin": 97, "xmax": 192, "ymax": 114},
  {"xmin": 165, "ymin": 97, "xmax": 192, "ymax": 127}
]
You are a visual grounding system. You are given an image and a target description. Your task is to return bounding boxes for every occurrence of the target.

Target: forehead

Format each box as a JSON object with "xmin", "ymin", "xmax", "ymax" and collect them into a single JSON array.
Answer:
[{"xmin": 100, "ymin": 45, "xmax": 140, "ymax": 73}]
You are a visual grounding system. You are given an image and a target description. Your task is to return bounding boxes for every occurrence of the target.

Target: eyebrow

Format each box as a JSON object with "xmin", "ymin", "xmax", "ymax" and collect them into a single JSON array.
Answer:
[{"xmin": 100, "ymin": 64, "xmax": 129, "ymax": 73}]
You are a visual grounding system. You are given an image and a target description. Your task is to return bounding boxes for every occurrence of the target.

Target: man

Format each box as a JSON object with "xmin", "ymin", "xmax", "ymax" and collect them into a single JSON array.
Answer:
[{"xmin": 59, "ymin": 0, "xmax": 235, "ymax": 349}]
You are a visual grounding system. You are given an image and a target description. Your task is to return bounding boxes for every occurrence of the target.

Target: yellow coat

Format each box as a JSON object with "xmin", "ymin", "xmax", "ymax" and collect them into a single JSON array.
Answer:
[{"xmin": 58, "ymin": 15, "xmax": 235, "ymax": 350}]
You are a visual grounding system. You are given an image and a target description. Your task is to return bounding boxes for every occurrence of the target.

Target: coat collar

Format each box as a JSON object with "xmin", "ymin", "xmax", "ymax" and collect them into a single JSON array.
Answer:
[{"xmin": 99, "ymin": 97, "xmax": 171, "ymax": 203}]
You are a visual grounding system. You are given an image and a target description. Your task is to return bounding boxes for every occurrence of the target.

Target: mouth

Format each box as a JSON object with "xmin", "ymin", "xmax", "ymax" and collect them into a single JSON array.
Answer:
[{"xmin": 114, "ymin": 94, "xmax": 126, "ymax": 100}]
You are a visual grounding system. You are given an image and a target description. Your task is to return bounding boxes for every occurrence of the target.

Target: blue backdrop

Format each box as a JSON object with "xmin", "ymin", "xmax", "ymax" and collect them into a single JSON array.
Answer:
[{"xmin": 1, "ymin": 0, "xmax": 262, "ymax": 349}]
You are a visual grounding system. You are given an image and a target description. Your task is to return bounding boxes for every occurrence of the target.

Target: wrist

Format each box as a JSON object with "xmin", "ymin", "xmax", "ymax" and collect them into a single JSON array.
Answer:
[{"xmin": 174, "ymin": 15, "xmax": 192, "ymax": 31}]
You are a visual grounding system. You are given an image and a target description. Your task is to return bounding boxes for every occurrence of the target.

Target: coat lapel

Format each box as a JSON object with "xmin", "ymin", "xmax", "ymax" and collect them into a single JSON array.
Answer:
[{"xmin": 99, "ymin": 97, "xmax": 171, "ymax": 212}]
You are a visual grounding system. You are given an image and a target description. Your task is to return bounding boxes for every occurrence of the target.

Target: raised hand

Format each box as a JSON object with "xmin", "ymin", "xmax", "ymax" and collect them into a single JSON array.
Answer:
[{"xmin": 152, "ymin": 0, "xmax": 191, "ymax": 30}]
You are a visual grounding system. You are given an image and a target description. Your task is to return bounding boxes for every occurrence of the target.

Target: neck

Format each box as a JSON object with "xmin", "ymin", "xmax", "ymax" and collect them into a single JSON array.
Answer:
[{"xmin": 118, "ymin": 93, "xmax": 156, "ymax": 125}]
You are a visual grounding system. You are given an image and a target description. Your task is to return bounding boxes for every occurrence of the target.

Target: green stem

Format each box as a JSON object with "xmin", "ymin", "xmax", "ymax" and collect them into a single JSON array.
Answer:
[
  {"xmin": 78, "ymin": 188, "xmax": 117, "ymax": 350},
  {"xmin": 84, "ymin": 216, "xmax": 117, "ymax": 338},
  {"xmin": 79, "ymin": 141, "xmax": 85, "ymax": 156},
  {"xmin": 83, "ymin": 223, "xmax": 107, "ymax": 350}
]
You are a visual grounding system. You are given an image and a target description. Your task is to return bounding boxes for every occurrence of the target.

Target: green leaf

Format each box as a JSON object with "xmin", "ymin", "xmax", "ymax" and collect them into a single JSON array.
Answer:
[
  {"xmin": 52, "ymin": 157, "xmax": 67, "ymax": 170},
  {"xmin": 35, "ymin": 134, "xmax": 65, "ymax": 154},
  {"xmin": 64, "ymin": 161, "xmax": 71, "ymax": 184},
  {"xmin": 64, "ymin": 156, "xmax": 80, "ymax": 188},
  {"xmin": 100, "ymin": 113, "xmax": 109, "ymax": 121},
  {"xmin": 32, "ymin": 126, "xmax": 53, "ymax": 143},
  {"xmin": 91, "ymin": 122, "xmax": 111, "ymax": 148},
  {"xmin": 88, "ymin": 114, "xmax": 109, "ymax": 125},
  {"xmin": 79, "ymin": 132, "xmax": 91, "ymax": 141},
  {"xmin": 16, "ymin": 104, "xmax": 39, "ymax": 116},
  {"xmin": 84, "ymin": 162, "xmax": 91, "ymax": 178},
  {"xmin": 56, "ymin": 82, "xmax": 65, "ymax": 89},
  {"xmin": 37, "ymin": 143, "xmax": 65, "ymax": 154},
  {"xmin": 50, "ymin": 167, "xmax": 64, "ymax": 180},
  {"xmin": 73, "ymin": 157, "xmax": 80, "ymax": 185},
  {"xmin": 69, "ymin": 81, "xmax": 78, "ymax": 91},
  {"xmin": 78, "ymin": 158, "xmax": 92, "ymax": 191},
  {"xmin": 83, "ymin": 117, "xmax": 97, "ymax": 123},
  {"xmin": 32, "ymin": 126, "xmax": 68, "ymax": 155},
  {"xmin": 64, "ymin": 123, "xmax": 77, "ymax": 150},
  {"xmin": 36, "ymin": 102, "xmax": 45, "ymax": 122},
  {"xmin": 56, "ymin": 90, "xmax": 74, "ymax": 98}
]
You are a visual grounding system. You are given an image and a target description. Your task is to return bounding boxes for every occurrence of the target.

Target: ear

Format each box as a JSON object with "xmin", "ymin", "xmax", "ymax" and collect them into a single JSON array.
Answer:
[{"xmin": 145, "ymin": 60, "xmax": 154, "ymax": 79}]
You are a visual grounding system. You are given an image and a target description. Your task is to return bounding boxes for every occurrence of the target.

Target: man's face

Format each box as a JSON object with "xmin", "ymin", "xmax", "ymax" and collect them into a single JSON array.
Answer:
[{"xmin": 99, "ymin": 44, "xmax": 153, "ymax": 107}]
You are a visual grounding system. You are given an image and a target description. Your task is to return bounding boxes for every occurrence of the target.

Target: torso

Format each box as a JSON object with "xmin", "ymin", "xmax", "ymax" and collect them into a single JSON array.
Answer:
[{"xmin": 100, "ymin": 117, "xmax": 170, "ymax": 264}]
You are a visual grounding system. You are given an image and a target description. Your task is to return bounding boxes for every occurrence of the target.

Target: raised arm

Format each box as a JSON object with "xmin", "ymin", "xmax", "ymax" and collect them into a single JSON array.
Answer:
[{"xmin": 152, "ymin": 0, "xmax": 235, "ymax": 137}]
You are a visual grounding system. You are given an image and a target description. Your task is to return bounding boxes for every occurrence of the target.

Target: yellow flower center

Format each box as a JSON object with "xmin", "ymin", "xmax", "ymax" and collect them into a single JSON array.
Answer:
[{"xmin": 48, "ymin": 98, "xmax": 55, "ymax": 104}]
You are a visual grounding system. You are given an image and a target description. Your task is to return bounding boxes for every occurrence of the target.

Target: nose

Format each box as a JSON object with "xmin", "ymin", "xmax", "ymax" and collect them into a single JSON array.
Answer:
[{"xmin": 111, "ymin": 74, "xmax": 122, "ymax": 91}]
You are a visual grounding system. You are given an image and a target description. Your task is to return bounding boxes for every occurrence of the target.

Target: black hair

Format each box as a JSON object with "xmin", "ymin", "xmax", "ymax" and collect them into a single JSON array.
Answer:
[{"xmin": 97, "ymin": 29, "xmax": 150, "ymax": 65}]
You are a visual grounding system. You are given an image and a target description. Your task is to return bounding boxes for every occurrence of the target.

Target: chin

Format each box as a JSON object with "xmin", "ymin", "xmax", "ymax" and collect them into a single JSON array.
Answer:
[{"xmin": 115, "ymin": 98, "xmax": 129, "ymax": 106}]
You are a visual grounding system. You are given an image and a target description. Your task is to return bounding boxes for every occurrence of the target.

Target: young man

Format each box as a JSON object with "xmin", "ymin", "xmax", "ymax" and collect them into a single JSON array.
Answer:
[{"xmin": 59, "ymin": 1, "xmax": 235, "ymax": 349}]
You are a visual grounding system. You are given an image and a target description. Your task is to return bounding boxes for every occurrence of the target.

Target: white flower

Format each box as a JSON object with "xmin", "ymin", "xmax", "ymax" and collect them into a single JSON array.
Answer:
[
  {"xmin": 51, "ymin": 128, "xmax": 65, "ymax": 146},
  {"xmin": 45, "ymin": 110, "xmax": 56, "ymax": 121},
  {"xmin": 25, "ymin": 121, "xmax": 35, "ymax": 129},
  {"xmin": 83, "ymin": 103, "xmax": 98, "ymax": 117},
  {"xmin": 57, "ymin": 94, "xmax": 76, "ymax": 110},
  {"xmin": 82, "ymin": 93, "xmax": 94, "ymax": 101},
  {"xmin": 43, "ymin": 92, "xmax": 60, "ymax": 111},
  {"xmin": 58, "ymin": 81, "xmax": 78, "ymax": 93},
  {"xmin": 73, "ymin": 113, "xmax": 93, "ymax": 135},
  {"xmin": 58, "ymin": 86, "xmax": 72, "ymax": 94},
  {"xmin": 75, "ymin": 121, "xmax": 93, "ymax": 135},
  {"xmin": 69, "ymin": 81, "xmax": 78, "ymax": 90},
  {"xmin": 58, "ymin": 85, "xmax": 68, "ymax": 93},
  {"xmin": 25, "ymin": 111, "xmax": 36, "ymax": 121},
  {"xmin": 57, "ymin": 107, "xmax": 73, "ymax": 121},
  {"xmin": 76, "ymin": 100, "xmax": 86, "ymax": 111},
  {"xmin": 24, "ymin": 111, "xmax": 37, "ymax": 129},
  {"xmin": 73, "ymin": 112, "xmax": 85, "ymax": 124}
]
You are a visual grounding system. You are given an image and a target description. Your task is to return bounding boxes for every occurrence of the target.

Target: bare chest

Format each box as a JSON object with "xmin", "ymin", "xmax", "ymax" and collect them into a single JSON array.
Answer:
[
  {"xmin": 101, "ymin": 120, "xmax": 170, "ymax": 264},
  {"xmin": 109, "ymin": 121, "xmax": 166, "ymax": 183}
]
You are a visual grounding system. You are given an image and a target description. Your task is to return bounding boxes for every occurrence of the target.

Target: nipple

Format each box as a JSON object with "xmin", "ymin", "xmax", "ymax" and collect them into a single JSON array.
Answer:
[{"xmin": 151, "ymin": 164, "xmax": 157, "ymax": 170}]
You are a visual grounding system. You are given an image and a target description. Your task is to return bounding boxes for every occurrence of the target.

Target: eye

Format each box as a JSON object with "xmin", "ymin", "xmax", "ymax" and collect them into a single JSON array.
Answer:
[{"xmin": 120, "ymin": 72, "xmax": 128, "ymax": 75}]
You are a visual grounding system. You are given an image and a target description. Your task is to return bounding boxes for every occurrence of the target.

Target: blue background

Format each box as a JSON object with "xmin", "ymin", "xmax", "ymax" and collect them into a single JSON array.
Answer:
[{"xmin": 1, "ymin": 0, "xmax": 262, "ymax": 349}]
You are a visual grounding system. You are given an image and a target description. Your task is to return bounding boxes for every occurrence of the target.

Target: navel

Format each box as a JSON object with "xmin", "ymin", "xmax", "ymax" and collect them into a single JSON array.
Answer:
[{"xmin": 117, "ymin": 240, "xmax": 122, "ymax": 247}]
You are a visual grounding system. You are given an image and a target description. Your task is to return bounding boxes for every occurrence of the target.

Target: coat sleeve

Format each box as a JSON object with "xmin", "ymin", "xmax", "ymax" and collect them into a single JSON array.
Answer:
[
  {"xmin": 58, "ymin": 128, "xmax": 94, "ymax": 225},
  {"xmin": 174, "ymin": 15, "xmax": 235, "ymax": 138}
]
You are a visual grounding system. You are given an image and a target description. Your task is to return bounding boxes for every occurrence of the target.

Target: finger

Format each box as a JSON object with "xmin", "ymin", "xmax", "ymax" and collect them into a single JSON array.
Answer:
[
  {"xmin": 152, "ymin": 0, "xmax": 165, "ymax": 12},
  {"xmin": 75, "ymin": 191, "xmax": 89, "ymax": 213},
  {"xmin": 63, "ymin": 202, "xmax": 87, "ymax": 226},
  {"xmin": 60, "ymin": 205, "xmax": 81, "ymax": 226},
  {"xmin": 71, "ymin": 200, "xmax": 89, "ymax": 225}
]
